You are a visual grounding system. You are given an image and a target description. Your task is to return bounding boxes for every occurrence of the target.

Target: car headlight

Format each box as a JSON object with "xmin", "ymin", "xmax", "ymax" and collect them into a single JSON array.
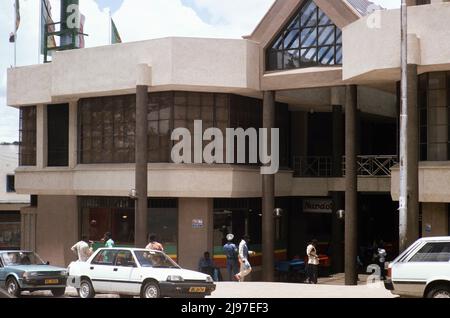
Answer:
[
  {"xmin": 206, "ymin": 276, "xmax": 213, "ymax": 283},
  {"xmin": 23, "ymin": 272, "xmax": 38, "ymax": 279},
  {"xmin": 167, "ymin": 275, "xmax": 184, "ymax": 282},
  {"xmin": 60, "ymin": 270, "xmax": 68, "ymax": 276}
]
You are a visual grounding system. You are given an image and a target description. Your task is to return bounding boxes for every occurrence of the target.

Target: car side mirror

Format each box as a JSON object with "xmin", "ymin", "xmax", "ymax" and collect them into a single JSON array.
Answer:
[{"xmin": 46, "ymin": 261, "xmax": 50, "ymax": 265}]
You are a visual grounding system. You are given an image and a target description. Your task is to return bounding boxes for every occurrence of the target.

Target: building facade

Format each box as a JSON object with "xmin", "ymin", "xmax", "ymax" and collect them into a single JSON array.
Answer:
[
  {"xmin": 6, "ymin": 0, "xmax": 450, "ymax": 278},
  {"xmin": 0, "ymin": 144, "xmax": 30, "ymax": 251}
]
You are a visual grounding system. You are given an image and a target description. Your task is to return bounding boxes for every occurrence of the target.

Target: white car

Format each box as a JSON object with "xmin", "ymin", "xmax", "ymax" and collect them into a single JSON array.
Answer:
[
  {"xmin": 385, "ymin": 237, "xmax": 450, "ymax": 298},
  {"xmin": 68, "ymin": 248, "xmax": 216, "ymax": 298}
]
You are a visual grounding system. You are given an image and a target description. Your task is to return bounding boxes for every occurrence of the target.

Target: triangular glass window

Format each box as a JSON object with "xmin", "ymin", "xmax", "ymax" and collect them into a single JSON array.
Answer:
[{"xmin": 266, "ymin": 0, "xmax": 343, "ymax": 71}]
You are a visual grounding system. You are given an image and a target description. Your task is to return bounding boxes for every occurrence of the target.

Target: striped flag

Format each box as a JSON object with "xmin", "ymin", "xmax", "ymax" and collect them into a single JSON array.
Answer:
[
  {"xmin": 111, "ymin": 18, "xmax": 122, "ymax": 44},
  {"xmin": 9, "ymin": 0, "xmax": 20, "ymax": 42},
  {"xmin": 41, "ymin": 0, "xmax": 56, "ymax": 55}
]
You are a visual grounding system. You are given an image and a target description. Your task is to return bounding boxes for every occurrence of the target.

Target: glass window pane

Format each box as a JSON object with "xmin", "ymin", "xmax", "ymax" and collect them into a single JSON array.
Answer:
[
  {"xmin": 271, "ymin": 35, "xmax": 283, "ymax": 50},
  {"xmin": 283, "ymin": 50, "xmax": 300, "ymax": 69},
  {"xmin": 267, "ymin": 50, "xmax": 283, "ymax": 70},
  {"xmin": 318, "ymin": 9, "xmax": 331, "ymax": 26},
  {"xmin": 300, "ymin": 0, "xmax": 317, "ymax": 27},
  {"xmin": 336, "ymin": 29, "xmax": 342, "ymax": 44},
  {"xmin": 284, "ymin": 29, "xmax": 300, "ymax": 50},
  {"xmin": 318, "ymin": 46, "xmax": 335, "ymax": 65},
  {"xmin": 318, "ymin": 26, "xmax": 335, "ymax": 46},
  {"xmin": 300, "ymin": 48, "xmax": 317, "ymax": 66},
  {"xmin": 409, "ymin": 243, "xmax": 450, "ymax": 262},
  {"xmin": 301, "ymin": 28, "xmax": 316, "ymax": 47}
]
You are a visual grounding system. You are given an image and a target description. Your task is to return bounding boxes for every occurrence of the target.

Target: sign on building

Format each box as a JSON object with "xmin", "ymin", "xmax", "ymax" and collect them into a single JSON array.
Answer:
[{"xmin": 303, "ymin": 198, "xmax": 333, "ymax": 214}]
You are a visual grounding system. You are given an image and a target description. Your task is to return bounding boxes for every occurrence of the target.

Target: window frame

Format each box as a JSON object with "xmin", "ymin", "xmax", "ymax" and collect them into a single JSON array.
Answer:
[
  {"xmin": 114, "ymin": 250, "xmax": 138, "ymax": 268},
  {"xmin": 91, "ymin": 249, "xmax": 119, "ymax": 266},
  {"xmin": 407, "ymin": 241, "xmax": 450, "ymax": 263}
]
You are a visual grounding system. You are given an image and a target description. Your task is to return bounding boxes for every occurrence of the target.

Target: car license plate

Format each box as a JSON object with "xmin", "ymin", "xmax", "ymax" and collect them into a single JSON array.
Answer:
[
  {"xmin": 189, "ymin": 287, "xmax": 206, "ymax": 293},
  {"xmin": 45, "ymin": 279, "xmax": 59, "ymax": 285}
]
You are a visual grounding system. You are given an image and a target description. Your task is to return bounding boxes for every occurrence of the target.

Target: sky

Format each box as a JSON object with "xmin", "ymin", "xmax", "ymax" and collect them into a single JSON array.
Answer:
[{"xmin": 0, "ymin": 0, "xmax": 400, "ymax": 142}]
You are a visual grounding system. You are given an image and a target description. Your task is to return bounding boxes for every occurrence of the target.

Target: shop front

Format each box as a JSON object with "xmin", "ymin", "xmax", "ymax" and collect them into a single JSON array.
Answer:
[{"xmin": 0, "ymin": 212, "xmax": 21, "ymax": 250}]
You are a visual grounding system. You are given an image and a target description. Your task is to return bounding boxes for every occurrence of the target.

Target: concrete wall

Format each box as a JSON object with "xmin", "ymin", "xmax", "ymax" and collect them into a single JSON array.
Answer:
[
  {"xmin": 35, "ymin": 196, "xmax": 79, "ymax": 267},
  {"xmin": 7, "ymin": 38, "xmax": 261, "ymax": 107},
  {"xmin": 391, "ymin": 162, "xmax": 450, "ymax": 203},
  {"xmin": 422, "ymin": 203, "xmax": 449, "ymax": 237},
  {"xmin": 0, "ymin": 145, "xmax": 30, "ymax": 204},
  {"xmin": 178, "ymin": 198, "xmax": 213, "ymax": 271},
  {"xmin": 343, "ymin": 2, "xmax": 450, "ymax": 82}
]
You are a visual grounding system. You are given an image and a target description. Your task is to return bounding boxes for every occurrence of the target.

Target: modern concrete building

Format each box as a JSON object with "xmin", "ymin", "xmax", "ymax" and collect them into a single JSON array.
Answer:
[
  {"xmin": 6, "ymin": 0, "xmax": 450, "ymax": 281},
  {"xmin": 0, "ymin": 144, "xmax": 30, "ymax": 250}
]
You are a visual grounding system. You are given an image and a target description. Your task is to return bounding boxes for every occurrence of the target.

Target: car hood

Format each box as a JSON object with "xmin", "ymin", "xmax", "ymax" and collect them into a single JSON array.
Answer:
[
  {"xmin": 5, "ymin": 265, "xmax": 66, "ymax": 272},
  {"xmin": 140, "ymin": 267, "xmax": 210, "ymax": 281}
]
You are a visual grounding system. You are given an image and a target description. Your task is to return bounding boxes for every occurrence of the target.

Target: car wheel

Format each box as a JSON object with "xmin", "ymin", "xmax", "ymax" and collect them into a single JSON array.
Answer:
[
  {"xmin": 427, "ymin": 285, "xmax": 450, "ymax": 298},
  {"xmin": 141, "ymin": 281, "xmax": 160, "ymax": 299},
  {"xmin": 6, "ymin": 277, "xmax": 21, "ymax": 297},
  {"xmin": 51, "ymin": 288, "xmax": 66, "ymax": 298},
  {"xmin": 78, "ymin": 279, "xmax": 95, "ymax": 299}
]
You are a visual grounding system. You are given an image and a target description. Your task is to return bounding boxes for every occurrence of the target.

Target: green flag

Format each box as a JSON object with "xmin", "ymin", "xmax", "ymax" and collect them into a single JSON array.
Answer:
[{"xmin": 111, "ymin": 18, "xmax": 122, "ymax": 44}]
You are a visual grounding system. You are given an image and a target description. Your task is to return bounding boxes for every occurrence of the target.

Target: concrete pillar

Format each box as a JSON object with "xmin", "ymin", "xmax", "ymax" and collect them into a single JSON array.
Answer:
[
  {"xmin": 407, "ymin": 64, "xmax": 420, "ymax": 247},
  {"xmin": 262, "ymin": 91, "xmax": 275, "ymax": 282},
  {"xmin": 345, "ymin": 85, "xmax": 358, "ymax": 286},
  {"xmin": 36, "ymin": 196, "xmax": 78, "ymax": 266},
  {"xmin": 422, "ymin": 203, "xmax": 449, "ymax": 236},
  {"xmin": 20, "ymin": 207, "xmax": 37, "ymax": 251},
  {"xmin": 135, "ymin": 65, "xmax": 151, "ymax": 248},
  {"xmin": 331, "ymin": 103, "xmax": 344, "ymax": 273},
  {"xmin": 36, "ymin": 104, "xmax": 47, "ymax": 169},
  {"xmin": 178, "ymin": 198, "xmax": 214, "ymax": 271},
  {"xmin": 68, "ymin": 101, "xmax": 78, "ymax": 169}
]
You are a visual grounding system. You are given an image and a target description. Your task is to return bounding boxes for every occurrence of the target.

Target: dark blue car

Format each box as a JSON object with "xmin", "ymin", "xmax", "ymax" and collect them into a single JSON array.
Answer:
[{"xmin": 0, "ymin": 251, "xmax": 68, "ymax": 297}]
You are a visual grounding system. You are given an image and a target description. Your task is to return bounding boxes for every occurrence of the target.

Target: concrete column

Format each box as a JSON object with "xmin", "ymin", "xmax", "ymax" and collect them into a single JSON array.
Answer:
[
  {"xmin": 178, "ymin": 198, "xmax": 214, "ymax": 271},
  {"xmin": 331, "ymin": 103, "xmax": 344, "ymax": 273},
  {"xmin": 20, "ymin": 207, "xmax": 37, "ymax": 251},
  {"xmin": 135, "ymin": 84, "xmax": 148, "ymax": 248},
  {"xmin": 422, "ymin": 203, "xmax": 449, "ymax": 236},
  {"xmin": 345, "ymin": 85, "xmax": 358, "ymax": 286},
  {"xmin": 36, "ymin": 196, "xmax": 78, "ymax": 266},
  {"xmin": 68, "ymin": 101, "xmax": 78, "ymax": 169},
  {"xmin": 36, "ymin": 104, "xmax": 47, "ymax": 169},
  {"xmin": 262, "ymin": 91, "xmax": 275, "ymax": 282},
  {"xmin": 407, "ymin": 64, "xmax": 420, "ymax": 247},
  {"xmin": 135, "ymin": 64, "xmax": 152, "ymax": 248}
]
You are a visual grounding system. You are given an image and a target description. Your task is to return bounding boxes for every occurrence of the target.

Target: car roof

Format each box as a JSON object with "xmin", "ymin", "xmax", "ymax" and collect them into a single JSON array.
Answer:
[
  {"xmin": 96, "ymin": 248, "xmax": 161, "ymax": 252},
  {"xmin": 417, "ymin": 236, "xmax": 450, "ymax": 242}
]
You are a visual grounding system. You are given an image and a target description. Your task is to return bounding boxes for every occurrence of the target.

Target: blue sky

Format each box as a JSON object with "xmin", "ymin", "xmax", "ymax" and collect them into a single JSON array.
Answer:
[{"xmin": 0, "ymin": 0, "xmax": 399, "ymax": 142}]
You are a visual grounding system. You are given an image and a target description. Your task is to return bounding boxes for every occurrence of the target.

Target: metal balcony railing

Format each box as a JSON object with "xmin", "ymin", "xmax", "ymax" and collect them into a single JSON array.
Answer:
[{"xmin": 293, "ymin": 155, "xmax": 398, "ymax": 178}]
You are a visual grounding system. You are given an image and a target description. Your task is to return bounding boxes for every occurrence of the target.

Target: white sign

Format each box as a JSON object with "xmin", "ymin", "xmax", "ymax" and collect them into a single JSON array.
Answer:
[
  {"xmin": 192, "ymin": 219, "xmax": 204, "ymax": 229},
  {"xmin": 303, "ymin": 199, "xmax": 333, "ymax": 214}
]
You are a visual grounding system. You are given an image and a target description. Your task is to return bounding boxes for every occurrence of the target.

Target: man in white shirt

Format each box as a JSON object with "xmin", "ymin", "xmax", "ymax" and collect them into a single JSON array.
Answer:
[
  {"xmin": 71, "ymin": 236, "xmax": 93, "ymax": 262},
  {"xmin": 235, "ymin": 235, "xmax": 255, "ymax": 282},
  {"xmin": 306, "ymin": 239, "xmax": 320, "ymax": 284}
]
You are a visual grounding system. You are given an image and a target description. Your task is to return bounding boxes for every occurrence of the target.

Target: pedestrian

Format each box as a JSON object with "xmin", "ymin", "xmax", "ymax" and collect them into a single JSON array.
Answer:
[
  {"xmin": 377, "ymin": 241, "xmax": 387, "ymax": 280},
  {"xmin": 71, "ymin": 235, "xmax": 93, "ymax": 262},
  {"xmin": 102, "ymin": 232, "xmax": 115, "ymax": 248},
  {"xmin": 146, "ymin": 234, "xmax": 164, "ymax": 251},
  {"xmin": 223, "ymin": 234, "xmax": 239, "ymax": 281},
  {"xmin": 235, "ymin": 235, "xmax": 255, "ymax": 282},
  {"xmin": 198, "ymin": 251, "xmax": 221, "ymax": 281},
  {"xmin": 306, "ymin": 239, "xmax": 319, "ymax": 284}
]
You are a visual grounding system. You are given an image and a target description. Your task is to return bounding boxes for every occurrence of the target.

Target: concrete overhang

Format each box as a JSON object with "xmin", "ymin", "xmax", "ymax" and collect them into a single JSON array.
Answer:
[
  {"xmin": 7, "ymin": 37, "xmax": 261, "ymax": 107},
  {"xmin": 343, "ymin": 3, "xmax": 450, "ymax": 82}
]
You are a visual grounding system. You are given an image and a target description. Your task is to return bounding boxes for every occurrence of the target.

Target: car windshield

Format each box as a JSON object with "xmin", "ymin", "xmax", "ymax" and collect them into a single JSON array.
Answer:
[
  {"xmin": 0, "ymin": 252, "xmax": 45, "ymax": 266},
  {"xmin": 134, "ymin": 251, "xmax": 180, "ymax": 269}
]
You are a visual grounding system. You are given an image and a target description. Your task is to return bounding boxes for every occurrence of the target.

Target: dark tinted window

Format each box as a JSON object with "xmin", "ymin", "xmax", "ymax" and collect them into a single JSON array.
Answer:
[
  {"xmin": 47, "ymin": 104, "xmax": 69, "ymax": 167},
  {"xmin": 19, "ymin": 106, "xmax": 37, "ymax": 166},
  {"xmin": 409, "ymin": 242, "xmax": 450, "ymax": 262},
  {"xmin": 6, "ymin": 175, "xmax": 15, "ymax": 193},
  {"xmin": 92, "ymin": 250, "xmax": 118, "ymax": 265}
]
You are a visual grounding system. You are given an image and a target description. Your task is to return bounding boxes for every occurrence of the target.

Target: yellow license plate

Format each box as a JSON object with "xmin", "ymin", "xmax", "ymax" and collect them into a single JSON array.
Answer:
[
  {"xmin": 189, "ymin": 287, "xmax": 206, "ymax": 293},
  {"xmin": 45, "ymin": 279, "xmax": 59, "ymax": 285}
]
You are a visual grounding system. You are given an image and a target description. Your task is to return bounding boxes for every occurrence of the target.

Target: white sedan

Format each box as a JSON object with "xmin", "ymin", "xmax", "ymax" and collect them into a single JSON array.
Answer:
[
  {"xmin": 385, "ymin": 237, "xmax": 450, "ymax": 298},
  {"xmin": 68, "ymin": 248, "xmax": 216, "ymax": 298}
]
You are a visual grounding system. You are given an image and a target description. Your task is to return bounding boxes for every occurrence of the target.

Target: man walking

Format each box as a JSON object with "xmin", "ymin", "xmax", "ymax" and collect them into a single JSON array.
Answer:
[
  {"xmin": 146, "ymin": 234, "xmax": 164, "ymax": 251},
  {"xmin": 223, "ymin": 234, "xmax": 239, "ymax": 281},
  {"xmin": 235, "ymin": 235, "xmax": 254, "ymax": 282},
  {"xmin": 71, "ymin": 236, "xmax": 93, "ymax": 262},
  {"xmin": 306, "ymin": 239, "xmax": 320, "ymax": 284}
]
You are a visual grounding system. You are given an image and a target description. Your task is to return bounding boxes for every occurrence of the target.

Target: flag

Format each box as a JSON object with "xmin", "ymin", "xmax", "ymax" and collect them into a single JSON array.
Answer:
[
  {"xmin": 79, "ymin": 14, "xmax": 86, "ymax": 48},
  {"xmin": 15, "ymin": 0, "xmax": 20, "ymax": 32},
  {"xmin": 41, "ymin": 0, "xmax": 56, "ymax": 55},
  {"xmin": 9, "ymin": 32, "xmax": 15, "ymax": 43},
  {"xmin": 111, "ymin": 18, "xmax": 122, "ymax": 44}
]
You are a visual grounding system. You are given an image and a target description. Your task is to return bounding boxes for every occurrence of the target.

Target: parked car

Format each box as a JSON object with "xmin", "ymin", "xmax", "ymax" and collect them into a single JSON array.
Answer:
[
  {"xmin": 68, "ymin": 248, "xmax": 216, "ymax": 298},
  {"xmin": 0, "ymin": 251, "xmax": 68, "ymax": 297},
  {"xmin": 385, "ymin": 237, "xmax": 450, "ymax": 298}
]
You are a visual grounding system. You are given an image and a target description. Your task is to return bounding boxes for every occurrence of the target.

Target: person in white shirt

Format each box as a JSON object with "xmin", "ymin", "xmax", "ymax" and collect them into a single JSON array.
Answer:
[
  {"xmin": 235, "ymin": 235, "xmax": 255, "ymax": 282},
  {"xmin": 306, "ymin": 239, "xmax": 320, "ymax": 284},
  {"xmin": 71, "ymin": 236, "xmax": 93, "ymax": 262}
]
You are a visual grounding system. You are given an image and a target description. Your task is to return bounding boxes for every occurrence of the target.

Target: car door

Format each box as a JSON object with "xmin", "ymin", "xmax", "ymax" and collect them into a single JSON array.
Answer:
[
  {"xmin": 0, "ymin": 257, "xmax": 5, "ymax": 285},
  {"xmin": 88, "ymin": 249, "xmax": 119, "ymax": 293},
  {"xmin": 110, "ymin": 250, "xmax": 140, "ymax": 295}
]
